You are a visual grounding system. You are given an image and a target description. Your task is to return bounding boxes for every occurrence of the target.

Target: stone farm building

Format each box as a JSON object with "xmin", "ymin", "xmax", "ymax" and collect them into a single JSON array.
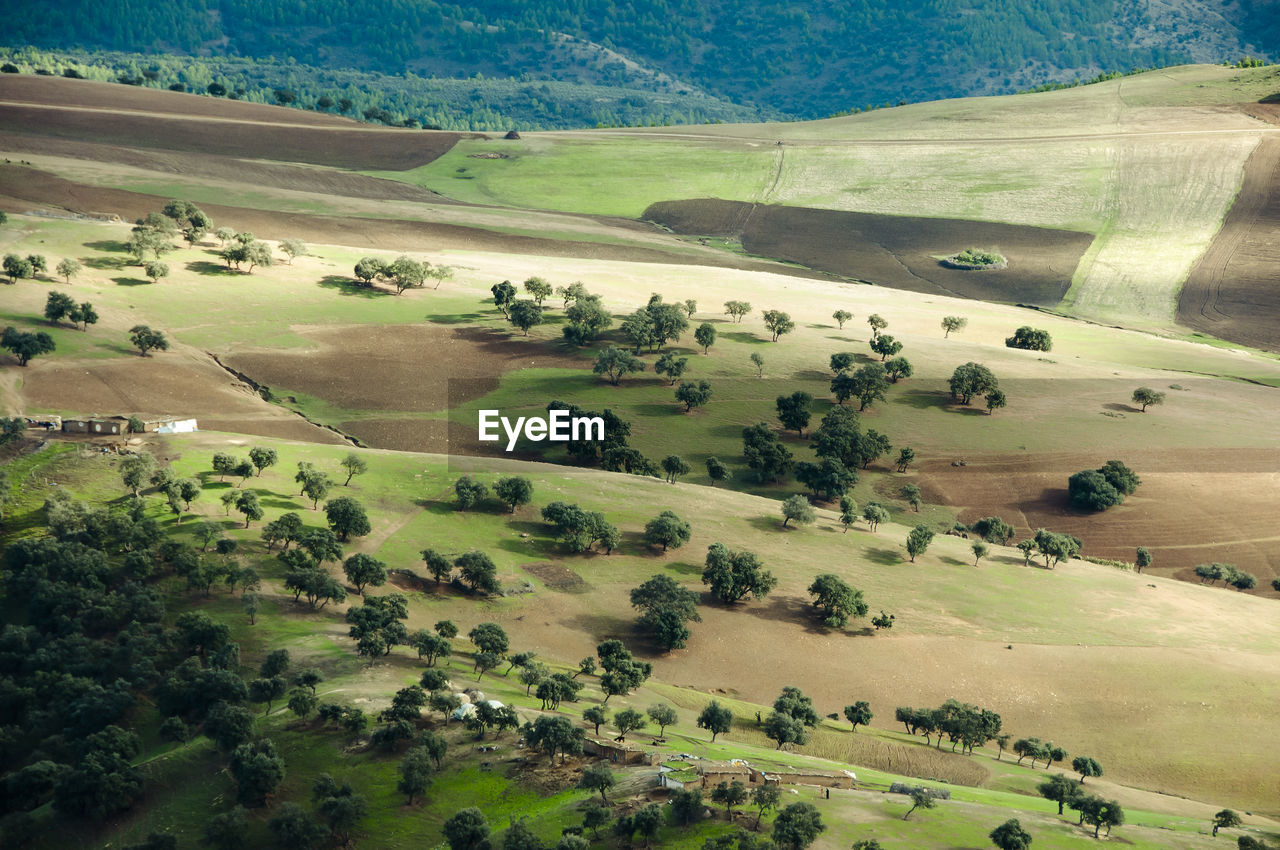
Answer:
[
  {"xmin": 696, "ymin": 762, "xmax": 855, "ymax": 790},
  {"xmin": 583, "ymin": 737, "xmax": 661, "ymax": 766},
  {"xmin": 60, "ymin": 415, "xmax": 197, "ymax": 436}
]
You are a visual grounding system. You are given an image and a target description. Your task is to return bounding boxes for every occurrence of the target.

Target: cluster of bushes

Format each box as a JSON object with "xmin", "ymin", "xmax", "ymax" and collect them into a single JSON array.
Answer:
[
  {"xmin": 1068, "ymin": 459, "xmax": 1139, "ymax": 511},
  {"xmin": 1005, "ymin": 325, "xmax": 1052, "ymax": 351},
  {"xmin": 943, "ymin": 248, "xmax": 1006, "ymax": 269}
]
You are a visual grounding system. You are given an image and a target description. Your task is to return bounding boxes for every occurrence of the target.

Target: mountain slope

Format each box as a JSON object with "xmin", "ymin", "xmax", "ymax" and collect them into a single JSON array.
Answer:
[{"xmin": 3, "ymin": 0, "xmax": 1273, "ymax": 118}]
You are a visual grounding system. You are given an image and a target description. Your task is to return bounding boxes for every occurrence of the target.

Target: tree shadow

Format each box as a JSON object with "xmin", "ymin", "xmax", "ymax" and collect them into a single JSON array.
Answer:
[
  {"xmin": 112, "ymin": 276, "xmax": 152, "ymax": 287},
  {"xmin": 721, "ymin": 331, "xmax": 768, "ymax": 345},
  {"xmin": 426, "ymin": 312, "xmax": 492, "ymax": 325},
  {"xmin": 261, "ymin": 497, "xmax": 307, "ymax": 511},
  {"xmin": 793, "ymin": 369, "xmax": 833, "ymax": 382},
  {"xmin": 85, "ymin": 239, "xmax": 129, "ymax": 253},
  {"xmin": 939, "ymin": 555, "xmax": 968, "ymax": 567},
  {"xmin": 745, "ymin": 515, "xmax": 788, "ymax": 533},
  {"xmin": 662, "ymin": 559, "xmax": 702, "ymax": 576},
  {"xmin": 560, "ymin": 611, "xmax": 637, "ymax": 642},
  {"xmin": 416, "ymin": 498, "xmax": 456, "ymax": 515},
  {"xmin": 82, "ymin": 256, "xmax": 130, "ymax": 271},
  {"xmin": 317, "ymin": 275, "xmax": 390, "ymax": 298},
  {"xmin": 186, "ymin": 260, "xmax": 240, "ymax": 276},
  {"xmin": 495, "ymin": 537, "xmax": 554, "ymax": 559},
  {"xmin": 1102, "ymin": 403, "xmax": 1139, "ymax": 413},
  {"xmin": 732, "ymin": 594, "xmax": 846, "ymax": 636},
  {"xmin": 894, "ymin": 389, "xmax": 985, "ymax": 415},
  {"xmin": 864, "ymin": 547, "xmax": 902, "ymax": 566},
  {"xmin": 632, "ymin": 402, "xmax": 683, "ymax": 417}
]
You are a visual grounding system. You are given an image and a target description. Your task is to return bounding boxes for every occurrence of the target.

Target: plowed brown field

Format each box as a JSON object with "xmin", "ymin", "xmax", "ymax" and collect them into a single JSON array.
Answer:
[
  {"xmin": 645, "ymin": 199, "xmax": 1093, "ymax": 305},
  {"xmin": 0, "ymin": 76, "xmax": 472, "ymax": 169},
  {"xmin": 917, "ymin": 449, "xmax": 1280, "ymax": 588}
]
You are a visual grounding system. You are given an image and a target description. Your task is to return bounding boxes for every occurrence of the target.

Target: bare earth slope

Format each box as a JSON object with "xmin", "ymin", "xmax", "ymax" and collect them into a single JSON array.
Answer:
[{"xmin": 0, "ymin": 75, "xmax": 472, "ymax": 170}]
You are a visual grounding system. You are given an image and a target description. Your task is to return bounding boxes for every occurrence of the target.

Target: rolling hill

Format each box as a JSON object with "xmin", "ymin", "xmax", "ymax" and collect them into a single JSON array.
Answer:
[{"xmin": 2, "ymin": 69, "xmax": 1280, "ymax": 850}]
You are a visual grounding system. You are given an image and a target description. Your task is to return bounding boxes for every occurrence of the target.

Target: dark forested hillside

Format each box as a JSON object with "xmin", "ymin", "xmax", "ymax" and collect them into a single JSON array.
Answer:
[{"xmin": 1, "ymin": 0, "xmax": 1272, "ymax": 118}]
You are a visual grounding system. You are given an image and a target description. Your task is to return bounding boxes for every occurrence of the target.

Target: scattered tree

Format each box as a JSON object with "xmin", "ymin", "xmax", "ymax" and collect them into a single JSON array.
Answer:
[
  {"xmin": 675, "ymin": 379, "xmax": 713, "ymax": 413},
  {"xmin": 228, "ymin": 740, "xmax": 286, "ymax": 807},
  {"xmin": 593, "ymin": 346, "xmax": 645, "ymax": 385},
  {"xmin": 644, "ymin": 509, "xmax": 691, "ymax": 549},
  {"xmin": 949, "ymin": 362, "xmax": 999, "ymax": 405},
  {"xmin": 776, "ymin": 391, "xmax": 813, "ymax": 435},
  {"xmin": 762, "ymin": 309, "xmax": 794, "ymax": 342},
  {"xmin": 248, "ymin": 447, "xmax": 277, "ymax": 477},
  {"xmin": 129, "ymin": 325, "xmax": 169, "ymax": 356},
  {"xmin": 905, "ymin": 524, "xmax": 934, "ymax": 561},
  {"xmin": 1037, "ymin": 773, "xmax": 1082, "ymax": 815},
  {"xmin": 325, "ymin": 496, "xmax": 371, "ymax": 541},
  {"xmin": 442, "ymin": 808, "xmax": 491, "ymax": 850},
  {"xmin": 655, "ymin": 351, "xmax": 689, "ymax": 385},
  {"xmin": 695, "ymin": 322, "xmax": 717, "ymax": 353},
  {"xmin": 1006, "ymin": 326, "xmax": 1052, "ymax": 351},
  {"xmin": 870, "ymin": 334, "xmax": 902, "ymax": 361},
  {"xmin": 630, "ymin": 574, "xmax": 702, "ymax": 650},
  {"xmin": 697, "ymin": 701, "xmax": 734, "ymax": 742},
  {"xmin": 495, "ymin": 476, "xmax": 533, "ymax": 512},
  {"xmin": 339, "ymin": 453, "xmax": 367, "ymax": 486},
  {"xmin": 343, "ymin": 553, "xmax": 387, "ymax": 594},
  {"xmin": 648, "ymin": 704, "xmax": 678, "ymax": 738},
  {"xmin": 1, "ymin": 326, "xmax": 55, "ymax": 366},
  {"xmin": 491, "ymin": 280, "xmax": 517, "ymax": 316},
  {"xmin": 903, "ymin": 789, "xmax": 937, "ymax": 821},
  {"xmin": 56, "ymin": 257, "xmax": 83, "ymax": 283},
  {"xmin": 508, "ymin": 300, "xmax": 543, "ymax": 335},
  {"xmin": 144, "ymin": 261, "xmax": 169, "ymax": 284},
  {"xmin": 941, "ymin": 316, "xmax": 967, "ymax": 338},
  {"xmin": 972, "ymin": 541, "xmax": 989, "ymax": 566},
  {"xmin": 1072, "ymin": 755, "xmax": 1103, "ymax": 783},
  {"xmin": 1212, "ymin": 809, "xmax": 1243, "ymax": 838},
  {"xmin": 843, "ymin": 701, "xmax": 873, "ymax": 731},
  {"xmin": 862, "ymin": 502, "xmax": 889, "ymax": 532},
  {"xmin": 885, "ymin": 355, "xmax": 913, "ymax": 383},
  {"xmin": 989, "ymin": 818, "xmax": 1033, "ymax": 850},
  {"xmin": 579, "ymin": 762, "xmax": 616, "ymax": 802},
  {"xmin": 772, "ymin": 802, "xmax": 825, "ymax": 850},
  {"xmin": 807, "ymin": 573, "xmax": 867, "ymax": 628},
  {"xmin": 455, "ymin": 476, "xmax": 491, "ymax": 510}
]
